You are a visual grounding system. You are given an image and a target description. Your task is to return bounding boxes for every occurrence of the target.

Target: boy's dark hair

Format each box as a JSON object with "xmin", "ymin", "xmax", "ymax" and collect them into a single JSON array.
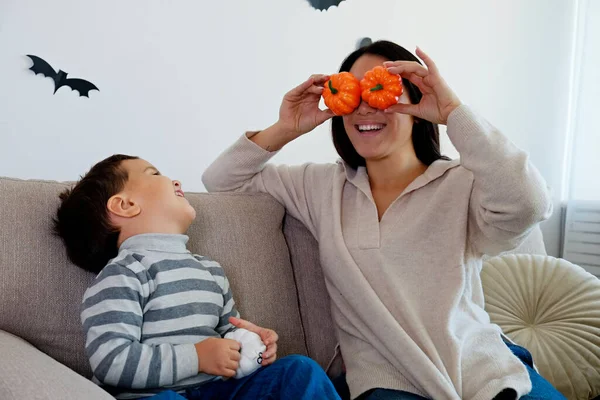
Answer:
[
  {"xmin": 54, "ymin": 154, "xmax": 138, "ymax": 274},
  {"xmin": 332, "ymin": 40, "xmax": 450, "ymax": 169}
]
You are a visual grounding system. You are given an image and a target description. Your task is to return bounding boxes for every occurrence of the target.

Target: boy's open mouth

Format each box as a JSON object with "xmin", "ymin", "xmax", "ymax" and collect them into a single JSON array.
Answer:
[{"xmin": 175, "ymin": 189, "xmax": 185, "ymax": 198}]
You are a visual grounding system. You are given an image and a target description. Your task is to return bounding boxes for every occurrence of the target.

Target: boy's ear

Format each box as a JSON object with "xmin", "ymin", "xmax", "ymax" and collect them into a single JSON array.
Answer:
[{"xmin": 107, "ymin": 193, "xmax": 141, "ymax": 218}]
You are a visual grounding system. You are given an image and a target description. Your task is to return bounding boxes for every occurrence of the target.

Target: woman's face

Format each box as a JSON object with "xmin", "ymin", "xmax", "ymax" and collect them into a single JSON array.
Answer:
[{"xmin": 342, "ymin": 54, "xmax": 415, "ymax": 164}]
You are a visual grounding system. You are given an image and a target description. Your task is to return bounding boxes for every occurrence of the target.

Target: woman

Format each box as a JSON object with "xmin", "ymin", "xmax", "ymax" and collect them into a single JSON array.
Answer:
[{"xmin": 202, "ymin": 41, "xmax": 562, "ymax": 400}]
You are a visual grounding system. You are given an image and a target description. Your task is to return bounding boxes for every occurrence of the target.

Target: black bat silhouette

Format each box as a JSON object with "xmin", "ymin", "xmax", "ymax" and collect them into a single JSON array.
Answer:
[
  {"xmin": 307, "ymin": 0, "xmax": 345, "ymax": 10},
  {"xmin": 26, "ymin": 55, "xmax": 99, "ymax": 97}
]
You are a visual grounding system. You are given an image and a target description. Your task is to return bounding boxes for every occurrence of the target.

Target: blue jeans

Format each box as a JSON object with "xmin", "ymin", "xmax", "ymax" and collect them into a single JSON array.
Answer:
[
  {"xmin": 143, "ymin": 355, "xmax": 341, "ymax": 400},
  {"xmin": 332, "ymin": 340, "xmax": 566, "ymax": 400}
]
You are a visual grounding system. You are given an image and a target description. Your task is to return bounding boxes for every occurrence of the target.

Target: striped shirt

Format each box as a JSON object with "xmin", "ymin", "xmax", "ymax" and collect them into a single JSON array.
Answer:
[{"xmin": 80, "ymin": 233, "xmax": 239, "ymax": 399}]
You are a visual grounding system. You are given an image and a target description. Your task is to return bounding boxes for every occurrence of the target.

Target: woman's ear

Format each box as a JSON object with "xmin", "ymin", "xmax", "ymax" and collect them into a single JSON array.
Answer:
[{"xmin": 107, "ymin": 193, "xmax": 141, "ymax": 218}]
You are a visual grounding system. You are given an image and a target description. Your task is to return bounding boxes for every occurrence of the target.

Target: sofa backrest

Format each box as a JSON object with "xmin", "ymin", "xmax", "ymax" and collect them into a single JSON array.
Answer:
[
  {"xmin": 0, "ymin": 177, "xmax": 308, "ymax": 378},
  {"xmin": 283, "ymin": 215, "xmax": 339, "ymax": 372}
]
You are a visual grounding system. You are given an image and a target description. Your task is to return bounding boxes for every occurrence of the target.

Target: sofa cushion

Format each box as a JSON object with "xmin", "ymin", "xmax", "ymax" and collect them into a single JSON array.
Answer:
[
  {"xmin": 283, "ymin": 215, "xmax": 339, "ymax": 373},
  {"xmin": 482, "ymin": 254, "xmax": 600, "ymax": 400},
  {"xmin": 0, "ymin": 330, "xmax": 113, "ymax": 400},
  {"xmin": 0, "ymin": 177, "xmax": 95, "ymax": 378},
  {"xmin": 0, "ymin": 177, "xmax": 307, "ymax": 379}
]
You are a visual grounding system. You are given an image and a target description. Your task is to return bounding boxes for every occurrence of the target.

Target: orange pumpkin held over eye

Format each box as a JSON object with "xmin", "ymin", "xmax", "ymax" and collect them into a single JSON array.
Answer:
[
  {"xmin": 322, "ymin": 72, "xmax": 361, "ymax": 116},
  {"xmin": 360, "ymin": 66, "xmax": 403, "ymax": 110}
]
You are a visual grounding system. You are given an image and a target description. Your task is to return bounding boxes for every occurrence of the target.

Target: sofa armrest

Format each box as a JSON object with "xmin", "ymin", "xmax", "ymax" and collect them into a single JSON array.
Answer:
[{"xmin": 0, "ymin": 329, "xmax": 113, "ymax": 400}]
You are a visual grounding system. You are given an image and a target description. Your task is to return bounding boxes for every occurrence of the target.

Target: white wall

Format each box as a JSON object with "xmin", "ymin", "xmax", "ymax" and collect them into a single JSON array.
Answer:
[
  {"xmin": 0, "ymin": 0, "xmax": 576, "ymax": 255},
  {"xmin": 569, "ymin": 0, "xmax": 600, "ymax": 201}
]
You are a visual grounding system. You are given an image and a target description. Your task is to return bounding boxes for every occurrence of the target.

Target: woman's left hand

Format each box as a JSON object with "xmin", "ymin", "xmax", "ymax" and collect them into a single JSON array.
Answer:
[{"xmin": 384, "ymin": 47, "xmax": 462, "ymax": 125}]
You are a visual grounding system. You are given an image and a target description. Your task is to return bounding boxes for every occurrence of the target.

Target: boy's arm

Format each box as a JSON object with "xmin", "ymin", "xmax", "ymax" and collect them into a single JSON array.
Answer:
[
  {"xmin": 195, "ymin": 256, "xmax": 239, "ymax": 336},
  {"xmin": 81, "ymin": 263, "xmax": 198, "ymax": 389},
  {"xmin": 216, "ymin": 273, "xmax": 240, "ymax": 336}
]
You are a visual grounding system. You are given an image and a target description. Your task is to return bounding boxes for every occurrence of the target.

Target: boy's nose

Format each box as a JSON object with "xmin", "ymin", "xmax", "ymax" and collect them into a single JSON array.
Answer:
[{"xmin": 173, "ymin": 180, "xmax": 181, "ymax": 188}]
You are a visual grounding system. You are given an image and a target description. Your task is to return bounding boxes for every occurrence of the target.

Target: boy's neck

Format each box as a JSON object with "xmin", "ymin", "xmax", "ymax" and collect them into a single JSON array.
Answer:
[
  {"xmin": 118, "ymin": 232, "xmax": 190, "ymax": 254},
  {"xmin": 117, "ymin": 224, "xmax": 189, "ymax": 249}
]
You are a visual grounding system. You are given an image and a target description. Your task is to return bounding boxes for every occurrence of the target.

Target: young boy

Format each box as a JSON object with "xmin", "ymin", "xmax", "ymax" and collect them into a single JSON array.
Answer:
[{"xmin": 54, "ymin": 154, "xmax": 340, "ymax": 400}]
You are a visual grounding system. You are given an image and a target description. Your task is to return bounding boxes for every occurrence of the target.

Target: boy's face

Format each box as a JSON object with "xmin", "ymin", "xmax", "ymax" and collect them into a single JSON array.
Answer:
[{"xmin": 116, "ymin": 158, "xmax": 196, "ymax": 233}]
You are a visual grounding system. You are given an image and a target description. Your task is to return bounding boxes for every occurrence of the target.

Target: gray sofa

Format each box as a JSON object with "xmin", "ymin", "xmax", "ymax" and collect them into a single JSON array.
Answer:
[{"xmin": 0, "ymin": 176, "xmax": 591, "ymax": 400}]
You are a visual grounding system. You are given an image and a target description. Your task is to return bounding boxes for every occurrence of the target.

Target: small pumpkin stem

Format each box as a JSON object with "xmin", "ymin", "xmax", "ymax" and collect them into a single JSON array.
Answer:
[
  {"xmin": 370, "ymin": 83, "xmax": 384, "ymax": 92},
  {"xmin": 328, "ymin": 80, "xmax": 338, "ymax": 94}
]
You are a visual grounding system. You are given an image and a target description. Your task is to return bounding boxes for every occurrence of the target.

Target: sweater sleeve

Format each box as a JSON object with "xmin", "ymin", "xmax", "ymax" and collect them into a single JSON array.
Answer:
[
  {"xmin": 446, "ymin": 105, "xmax": 553, "ymax": 256},
  {"xmin": 81, "ymin": 263, "xmax": 198, "ymax": 389},
  {"xmin": 201, "ymin": 132, "xmax": 335, "ymax": 237},
  {"xmin": 215, "ymin": 274, "xmax": 240, "ymax": 336},
  {"xmin": 195, "ymin": 256, "xmax": 240, "ymax": 336}
]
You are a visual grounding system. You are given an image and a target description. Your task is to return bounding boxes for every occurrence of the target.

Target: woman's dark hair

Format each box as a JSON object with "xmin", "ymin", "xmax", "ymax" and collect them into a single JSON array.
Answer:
[
  {"xmin": 332, "ymin": 40, "xmax": 449, "ymax": 168},
  {"xmin": 53, "ymin": 154, "xmax": 138, "ymax": 273}
]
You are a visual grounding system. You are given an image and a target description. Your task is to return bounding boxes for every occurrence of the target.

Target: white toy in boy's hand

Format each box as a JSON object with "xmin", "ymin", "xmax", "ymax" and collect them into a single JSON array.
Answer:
[{"xmin": 224, "ymin": 328, "xmax": 267, "ymax": 379}]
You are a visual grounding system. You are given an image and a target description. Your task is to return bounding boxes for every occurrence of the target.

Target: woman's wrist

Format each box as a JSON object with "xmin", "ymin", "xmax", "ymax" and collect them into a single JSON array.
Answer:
[
  {"xmin": 250, "ymin": 121, "xmax": 298, "ymax": 152},
  {"xmin": 441, "ymin": 100, "xmax": 463, "ymax": 125}
]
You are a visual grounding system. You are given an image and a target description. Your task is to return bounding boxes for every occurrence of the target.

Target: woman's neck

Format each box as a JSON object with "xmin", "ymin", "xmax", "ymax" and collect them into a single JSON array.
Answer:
[{"xmin": 366, "ymin": 151, "xmax": 427, "ymax": 192}]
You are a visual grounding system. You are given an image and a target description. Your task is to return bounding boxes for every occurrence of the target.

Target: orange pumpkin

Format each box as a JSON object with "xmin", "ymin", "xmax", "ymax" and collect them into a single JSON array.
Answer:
[
  {"xmin": 360, "ymin": 66, "xmax": 403, "ymax": 110},
  {"xmin": 322, "ymin": 72, "xmax": 361, "ymax": 116}
]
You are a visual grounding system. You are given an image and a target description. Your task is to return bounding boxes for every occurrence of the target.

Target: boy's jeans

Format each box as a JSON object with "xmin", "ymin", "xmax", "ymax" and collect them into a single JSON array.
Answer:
[{"xmin": 144, "ymin": 355, "xmax": 341, "ymax": 400}]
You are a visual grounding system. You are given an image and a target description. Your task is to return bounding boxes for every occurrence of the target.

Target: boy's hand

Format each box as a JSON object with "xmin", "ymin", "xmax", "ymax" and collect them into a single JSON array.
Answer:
[
  {"xmin": 229, "ymin": 316, "xmax": 279, "ymax": 366},
  {"xmin": 194, "ymin": 337, "xmax": 241, "ymax": 378}
]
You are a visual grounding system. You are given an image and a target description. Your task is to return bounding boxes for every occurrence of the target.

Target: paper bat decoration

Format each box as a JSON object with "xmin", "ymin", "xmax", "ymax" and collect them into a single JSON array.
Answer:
[
  {"xmin": 307, "ymin": 0, "xmax": 345, "ymax": 10},
  {"xmin": 26, "ymin": 55, "xmax": 99, "ymax": 97}
]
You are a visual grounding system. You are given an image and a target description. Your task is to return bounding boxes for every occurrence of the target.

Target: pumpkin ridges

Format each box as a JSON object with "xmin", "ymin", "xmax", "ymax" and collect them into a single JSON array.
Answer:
[
  {"xmin": 360, "ymin": 66, "xmax": 403, "ymax": 110},
  {"xmin": 322, "ymin": 72, "xmax": 361, "ymax": 116}
]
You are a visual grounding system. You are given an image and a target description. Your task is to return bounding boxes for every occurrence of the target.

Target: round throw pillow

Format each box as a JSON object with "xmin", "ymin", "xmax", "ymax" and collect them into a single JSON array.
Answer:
[{"xmin": 482, "ymin": 254, "xmax": 600, "ymax": 400}]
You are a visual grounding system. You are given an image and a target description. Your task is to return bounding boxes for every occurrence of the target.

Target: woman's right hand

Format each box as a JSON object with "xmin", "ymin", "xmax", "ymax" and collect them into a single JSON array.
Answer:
[{"xmin": 276, "ymin": 74, "xmax": 335, "ymax": 139}]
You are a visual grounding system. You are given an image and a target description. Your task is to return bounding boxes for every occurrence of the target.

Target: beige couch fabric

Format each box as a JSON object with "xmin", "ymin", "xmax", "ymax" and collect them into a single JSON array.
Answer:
[
  {"xmin": 283, "ymin": 215, "xmax": 339, "ymax": 372},
  {"xmin": 0, "ymin": 177, "xmax": 95, "ymax": 377},
  {"xmin": 482, "ymin": 254, "xmax": 600, "ymax": 400},
  {"xmin": 0, "ymin": 330, "xmax": 113, "ymax": 400}
]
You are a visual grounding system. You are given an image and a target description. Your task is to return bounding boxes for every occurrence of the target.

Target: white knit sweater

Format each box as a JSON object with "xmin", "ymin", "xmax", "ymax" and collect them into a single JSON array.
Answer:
[{"xmin": 201, "ymin": 105, "xmax": 553, "ymax": 400}]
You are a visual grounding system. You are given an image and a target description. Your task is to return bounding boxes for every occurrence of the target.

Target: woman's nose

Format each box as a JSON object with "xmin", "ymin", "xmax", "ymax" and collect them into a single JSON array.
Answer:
[{"xmin": 356, "ymin": 100, "xmax": 376, "ymax": 115}]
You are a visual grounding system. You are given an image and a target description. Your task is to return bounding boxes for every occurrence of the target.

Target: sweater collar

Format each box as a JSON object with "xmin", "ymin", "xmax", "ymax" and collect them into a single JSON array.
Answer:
[
  {"xmin": 120, "ymin": 233, "xmax": 191, "ymax": 254},
  {"xmin": 340, "ymin": 158, "xmax": 461, "ymax": 200}
]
